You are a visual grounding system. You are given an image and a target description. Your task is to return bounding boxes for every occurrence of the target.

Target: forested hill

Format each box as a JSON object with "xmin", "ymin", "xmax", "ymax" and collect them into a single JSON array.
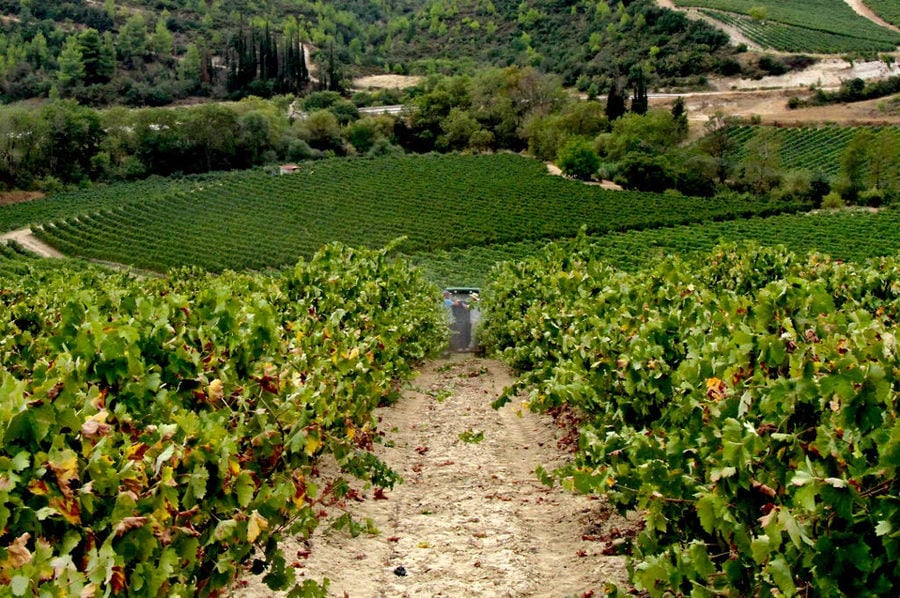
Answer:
[{"xmin": 0, "ymin": 0, "xmax": 736, "ymax": 106}]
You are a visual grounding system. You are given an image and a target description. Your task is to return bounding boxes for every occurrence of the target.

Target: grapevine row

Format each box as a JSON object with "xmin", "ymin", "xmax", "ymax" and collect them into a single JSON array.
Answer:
[
  {"xmin": 864, "ymin": 0, "xmax": 900, "ymax": 28},
  {"xmin": 700, "ymin": 9, "xmax": 899, "ymax": 53},
  {"xmin": 410, "ymin": 207, "xmax": 900, "ymax": 288},
  {"xmin": 0, "ymin": 244, "xmax": 447, "ymax": 595},
  {"xmin": 727, "ymin": 125, "xmax": 899, "ymax": 178},
  {"xmin": 28, "ymin": 154, "xmax": 804, "ymax": 273},
  {"xmin": 676, "ymin": 0, "xmax": 900, "ymax": 49},
  {"xmin": 480, "ymin": 242, "xmax": 900, "ymax": 596}
]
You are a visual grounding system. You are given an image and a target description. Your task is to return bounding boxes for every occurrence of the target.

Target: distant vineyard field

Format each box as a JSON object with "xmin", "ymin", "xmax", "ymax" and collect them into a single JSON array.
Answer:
[
  {"xmin": 865, "ymin": 0, "xmax": 900, "ymax": 28},
  {"xmin": 675, "ymin": 0, "xmax": 900, "ymax": 52},
  {"xmin": 412, "ymin": 208, "xmax": 900, "ymax": 287},
  {"xmin": 725, "ymin": 124, "xmax": 900, "ymax": 177},
  {"xmin": 699, "ymin": 9, "xmax": 899, "ymax": 52},
  {"xmin": 0, "ymin": 178, "xmax": 190, "ymax": 234},
  {"xmin": 28, "ymin": 154, "xmax": 801, "ymax": 273}
]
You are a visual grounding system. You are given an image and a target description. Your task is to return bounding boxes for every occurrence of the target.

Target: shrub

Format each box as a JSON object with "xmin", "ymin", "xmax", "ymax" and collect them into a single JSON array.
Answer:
[
  {"xmin": 557, "ymin": 137, "xmax": 599, "ymax": 181},
  {"xmin": 821, "ymin": 191, "xmax": 845, "ymax": 209}
]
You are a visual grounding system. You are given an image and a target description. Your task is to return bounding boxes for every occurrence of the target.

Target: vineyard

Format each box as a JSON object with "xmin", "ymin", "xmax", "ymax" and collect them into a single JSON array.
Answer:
[
  {"xmin": 25, "ymin": 154, "xmax": 803, "ymax": 273},
  {"xmin": 698, "ymin": 9, "xmax": 899, "ymax": 53},
  {"xmin": 0, "ymin": 178, "xmax": 189, "ymax": 235},
  {"xmin": 0, "ymin": 243, "xmax": 446, "ymax": 595},
  {"xmin": 412, "ymin": 207, "xmax": 900, "ymax": 287},
  {"xmin": 726, "ymin": 125, "xmax": 900, "ymax": 178},
  {"xmin": 674, "ymin": 0, "xmax": 900, "ymax": 52},
  {"xmin": 865, "ymin": 0, "xmax": 900, "ymax": 28},
  {"xmin": 480, "ymin": 242, "xmax": 900, "ymax": 596}
]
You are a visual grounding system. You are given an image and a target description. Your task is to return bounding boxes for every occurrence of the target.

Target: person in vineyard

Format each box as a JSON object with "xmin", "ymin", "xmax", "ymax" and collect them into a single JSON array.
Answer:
[{"xmin": 444, "ymin": 291, "xmax": 473, "ymax": 351}]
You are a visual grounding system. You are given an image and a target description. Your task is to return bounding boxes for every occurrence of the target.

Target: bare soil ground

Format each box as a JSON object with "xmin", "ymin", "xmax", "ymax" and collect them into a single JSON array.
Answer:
[
  {"xmin": 545, "ymin": 163, "xmax": 623, "ymax": 190},
  {"xmin": 653, "ymin": 89, "xmax": 900, "ymax": 127},
  {"xmin": 0, "ymin": 228, "xmax": 65, "ymax": 258},
  {"xmin": 0, "ymin": 190, "xmax": 45, "ymax": 206},
  {"xmin": 353, "ymin": 75, "xmax": 424, "ymax": 90},
  {"xmin": 237, "ymin": 355, "xmax": 636, "ymax": 597}
]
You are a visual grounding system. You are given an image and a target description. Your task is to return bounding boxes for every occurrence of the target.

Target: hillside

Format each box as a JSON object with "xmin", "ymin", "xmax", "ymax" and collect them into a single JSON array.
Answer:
[{"xmin": 0, "ymin": 0, "xmax": 738, "ymax": 105}]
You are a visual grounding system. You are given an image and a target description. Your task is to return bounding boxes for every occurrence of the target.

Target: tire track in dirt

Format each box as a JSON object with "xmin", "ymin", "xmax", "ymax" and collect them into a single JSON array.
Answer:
[{"xmin": 238, "ymin": 355, "xmax": 634, "ymax": 597}]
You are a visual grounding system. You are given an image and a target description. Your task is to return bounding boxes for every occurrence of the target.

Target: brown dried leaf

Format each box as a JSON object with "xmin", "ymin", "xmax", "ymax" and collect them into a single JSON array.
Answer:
[
  {"xmin": 3, "ymin": 533, "xmax": 32, "ymax": 568},
  {"xmin": 114, "ymin": 516, "xmax": 148, "ymax": 537}
]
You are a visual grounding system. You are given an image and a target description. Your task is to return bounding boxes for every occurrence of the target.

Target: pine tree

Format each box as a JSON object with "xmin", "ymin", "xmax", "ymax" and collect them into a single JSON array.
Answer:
[
  {"xmin": 79, "ymin": 28, "xmax": 114, "ymax": 85},
  {"xmin": 57, "ymin": 36, "xmax": 85, "ymax": 89}
]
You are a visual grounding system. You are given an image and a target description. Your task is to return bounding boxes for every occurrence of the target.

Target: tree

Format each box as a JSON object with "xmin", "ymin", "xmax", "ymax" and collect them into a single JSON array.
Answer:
[
  {"xmin": 867, "ymin": 130, "xmax": 899, "ymax": 194},
  {"xmin": 57, "ymin": 36, "xmax": 85, "ymax": 89},
  {"xmin": 557, "ymin": 137, "xmax": 599, "ymax": 180},
  {"xmin": 748, "ymin": 6, "xmax": 768, "ymax": 21},
  {"xmin": 178, "ymin": 43, "xmax": 202, "ymax": 85},
  {"xmin": 237, "ymin": 110, "xmax": 272, "ymax": 166},
  {"xmin": 26, "ymin": 32, "xmax": 49, "ymax": 70},
  {"xmin": 630, "ymin": 67, "xmax": 648, "ymax": 115},
  {"xmin": 838, "ymin": 129, "xmax": 874, "ymax": 202},
  {"xmin": 118, "ymin": 14, "xmax": 149, "ymax": 67},
  {"xmin": 671, "ymin": 97, "xmax": 688, "ymax": 137},
  {"xmin": 600, "ymin": 110, "xmax": 685, "ymax": 162},
  {"xmin": 38, "ymin": 99, "xmax": 103, "ymax": 183},
  {"xmin": 741, "ymin": 127, "xmax": 783, "ymax": 195},
  {"xmin": 79, "ymin": 28, "xmax": 115, "ymax": 85},
  {"xmin": 0, "ymin": 106, "xmax": 41, "ymax": 188},
  {"xmin": 298, "ymin": 109, "xmax": 341, "ymax": 151},
  {"xmin": 605, "ymin": 81, "xmax": 626, "ymax": 122},
  {"xmin": 699, "ymin": 111, "xmax": 736, "ymax": 184},
  {"xmin": 183, "ymin": 104, "xmax": 239, "ymax": 171},
  {"xmin": 150, "ymin": 17, "xmax": 175, "ymax": 58},
  {"xmin": 440, "ymin": 108, "xmax": 480, "ymax": 151}
]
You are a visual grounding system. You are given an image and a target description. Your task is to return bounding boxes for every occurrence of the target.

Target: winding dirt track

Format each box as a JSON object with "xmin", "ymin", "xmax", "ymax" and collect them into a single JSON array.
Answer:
[
  {"xmin": 0, "ymin": 228, "xmax": 65, "ymax": 258},
  {"xmin": 238, "ymin": 355, "xmax": 633, "ymax": 597},
  {"xmin": 844, "ymin": 0, "xmax": 900, "ymax": 33}
]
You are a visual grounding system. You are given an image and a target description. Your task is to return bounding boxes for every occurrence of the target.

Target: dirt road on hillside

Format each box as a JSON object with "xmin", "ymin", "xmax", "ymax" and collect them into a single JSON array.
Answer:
[
  {"xmin": 0, "ymin": 228, "xmax": 65, "ymax": 258},
  {"xmin": 238, "ymin": 355, "xmax": 635, "ymax": 597},
  {"xmin": 844, "ymin": 0, "xmax": 900, "ymax": 33}
]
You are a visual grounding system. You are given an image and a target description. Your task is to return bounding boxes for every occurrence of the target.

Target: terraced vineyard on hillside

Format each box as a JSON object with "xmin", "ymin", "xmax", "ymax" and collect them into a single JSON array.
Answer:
[
  {"xmin": 30, "ymin": 154, "xmax": 802, "ymax": 272},
  {"xmin": 675, "ymin": 0, "xmax": 900, "ymax": 52},
  {"xmin": 725, "ymin": 124, "xmax": 900, "ymax": 177}
]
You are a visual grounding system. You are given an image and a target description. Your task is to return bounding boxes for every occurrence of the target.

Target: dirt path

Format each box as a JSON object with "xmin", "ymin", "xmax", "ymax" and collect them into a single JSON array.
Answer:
[
  {"xmin": 238, "ymin": 355, "xmax": 632, "ymax": 597},
  {"xmin": 0, "ymin": 228, "xmax": 65, "ymax": 258},
  {"xmin": 654, "ymin": 0, "xmax": 763, "ymax": 50},
  {"xmin": 844, "ymin": 0, "xmax": 900, "ymax": 33}
]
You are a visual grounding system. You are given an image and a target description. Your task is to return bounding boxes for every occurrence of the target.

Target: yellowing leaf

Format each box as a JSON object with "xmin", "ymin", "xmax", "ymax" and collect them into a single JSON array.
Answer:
[
  {"xmin": 48, "ymin": 449, "xmax": 80, "ymax": 498},
  {"xmin": 207, "ymin": 379, "xmax": 224, "ymax": 403},
  {"xmin": 305, "ymin": 432, "xmax": 321, "ymax": 457},
  {"xmin": 247, "ymin": 510, "xmax": 268, "ymax": 543},
  {"xmin": 49, "ymin": 496, "xmax": 81, "ymax": 525}
]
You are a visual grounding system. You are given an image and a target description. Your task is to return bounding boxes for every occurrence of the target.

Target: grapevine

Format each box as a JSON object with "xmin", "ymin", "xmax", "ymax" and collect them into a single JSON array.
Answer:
[
  {"xmin": 481, "ymin": 241, "xmax": 900, "ymax": 596},
  {"xmin": 0, "ymin": 243, "xmax": 446, "ymax": 596}
]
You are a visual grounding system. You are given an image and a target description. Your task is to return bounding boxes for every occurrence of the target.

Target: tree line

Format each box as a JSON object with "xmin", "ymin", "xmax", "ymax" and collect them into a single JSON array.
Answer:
[
  {"xmin": 0, "ymin": 0, "xmax": 750, "ymax": 108},
  {"xmin": 3, "ymin": 65, "xmax": 896, "ymax": 207}
]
